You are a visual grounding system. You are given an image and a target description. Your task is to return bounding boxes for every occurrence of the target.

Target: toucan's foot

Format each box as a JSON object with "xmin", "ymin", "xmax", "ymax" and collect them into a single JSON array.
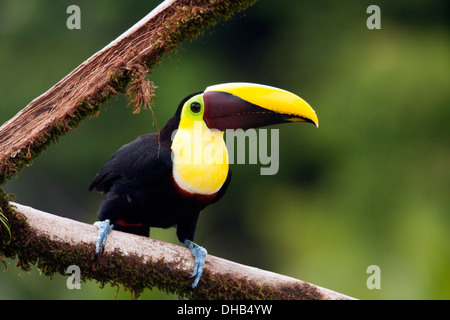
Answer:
[
  {"xmin": 183, "ymin": 240, "xmax": 207, "ymax": 289},
  {"xmin": 94, "ymin": 219, "xmax": 114, "ymax": 256}
]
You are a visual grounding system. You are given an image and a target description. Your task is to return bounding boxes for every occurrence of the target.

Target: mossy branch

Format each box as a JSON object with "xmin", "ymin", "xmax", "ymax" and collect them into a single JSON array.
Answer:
[
  {"xmin": 0, "ymin": 0, "xmax": 355, "ymax": 300},
  {"xmin": 0, "ymin": 201, "xmax": 354, "ymax": 300},
  {"xmin": 0, "ymin": 0, "xmax": 258, "ymax": 185}
]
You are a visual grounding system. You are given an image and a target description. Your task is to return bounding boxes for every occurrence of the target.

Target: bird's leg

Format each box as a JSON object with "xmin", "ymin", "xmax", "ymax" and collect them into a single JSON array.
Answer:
[
  {"xmin": 94, "ymin": 219, "xmax": 114, "ymax": 255},
  {"xmin": 183, "ymin": 239, "xmax": 207, "ymax": 288}
]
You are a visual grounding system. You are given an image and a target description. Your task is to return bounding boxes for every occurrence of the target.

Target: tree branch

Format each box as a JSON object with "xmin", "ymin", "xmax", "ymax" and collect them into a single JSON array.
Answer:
[
  {"xmin": 0, "ymin": 0, "xmax": 355, "ymax": 300},
  {"xmin": 4, "ymin": 202, "xmax": 353, "ymax": 300},
  {"xmin": 0, "ymin": 0, "xmax": 257, "ymax": 184}
]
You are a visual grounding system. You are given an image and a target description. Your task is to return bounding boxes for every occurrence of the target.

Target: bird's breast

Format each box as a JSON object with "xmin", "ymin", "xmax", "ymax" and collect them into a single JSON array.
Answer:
[{"xmin": 171, "ymin": 121, "xmax": 229, "ymax": 195}]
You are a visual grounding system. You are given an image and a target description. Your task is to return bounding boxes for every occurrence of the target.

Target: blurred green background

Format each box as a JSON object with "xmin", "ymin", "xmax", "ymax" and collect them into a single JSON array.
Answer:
[{"xmin": 0, "ymin": 0, "xmax": 449, "ymax": 299}]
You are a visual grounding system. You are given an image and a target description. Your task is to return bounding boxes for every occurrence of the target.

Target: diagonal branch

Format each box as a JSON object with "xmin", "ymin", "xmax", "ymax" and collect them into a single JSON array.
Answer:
[
  {"xmin": 0, "ymin": 0, "xmax": 258, "ymax": 184},
  {"xmin": 4, "ymin": 202, "xmax": 354, "ymax": 300},
  {"xmin": 0, "ymin": 0, "xmax": 355, "ymax": 300}
]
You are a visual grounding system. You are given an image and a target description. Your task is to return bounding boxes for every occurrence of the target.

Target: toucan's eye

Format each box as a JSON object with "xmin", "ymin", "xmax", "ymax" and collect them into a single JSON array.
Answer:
[{"xmin": 190, "ymin": 102, "xmax": 202, "ymax": 113}]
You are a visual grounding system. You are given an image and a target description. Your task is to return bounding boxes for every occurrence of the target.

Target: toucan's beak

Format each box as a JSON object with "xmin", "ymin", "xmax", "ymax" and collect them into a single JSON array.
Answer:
[{"xmin": 203, "ymin": 82, "xmax": 318, "ymax": 131}]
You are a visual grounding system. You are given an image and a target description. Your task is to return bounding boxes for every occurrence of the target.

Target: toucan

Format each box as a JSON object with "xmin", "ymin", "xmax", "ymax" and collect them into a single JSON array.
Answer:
[{"xmin": 89, "ymin": 82, "xmax": 318, "ymax": 288}]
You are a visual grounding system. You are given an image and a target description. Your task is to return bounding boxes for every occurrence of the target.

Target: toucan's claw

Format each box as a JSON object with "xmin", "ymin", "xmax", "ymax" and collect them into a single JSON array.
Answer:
[
  {"xmin": 94, "ymin": 219, "xmax": 114, "ymax": 256},
  {"xmin": 184, "ymin": 240, "xmax": 207, "ymax": 289}
]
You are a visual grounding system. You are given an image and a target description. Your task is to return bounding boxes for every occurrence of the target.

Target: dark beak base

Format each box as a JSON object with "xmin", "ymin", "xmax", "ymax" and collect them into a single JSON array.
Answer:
[{"xmin": 203, "ymin": 91, "xmax": 303, "ymax": 131}]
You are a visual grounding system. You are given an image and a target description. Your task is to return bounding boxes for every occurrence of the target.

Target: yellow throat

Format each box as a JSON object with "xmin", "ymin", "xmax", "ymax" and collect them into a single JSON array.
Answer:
[{"xmin": 171, "ymin": 118, "xmax": 229, "ymax": 195}]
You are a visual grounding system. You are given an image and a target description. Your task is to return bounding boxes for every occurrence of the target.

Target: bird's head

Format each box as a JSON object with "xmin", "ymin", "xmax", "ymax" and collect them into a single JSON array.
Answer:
[
  {"xmin": 166, "ymin": 82, "xmax": 318, "ymax": 194},
  {"xmin": 176, "ymin": 82, "xmax": 318, "ymax": 132}
]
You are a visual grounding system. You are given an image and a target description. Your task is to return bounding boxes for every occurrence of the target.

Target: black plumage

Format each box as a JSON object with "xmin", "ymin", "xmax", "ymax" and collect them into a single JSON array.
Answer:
[{"xmin": 89, "ymin": 94, "xmax": 231, "ymax": 243}]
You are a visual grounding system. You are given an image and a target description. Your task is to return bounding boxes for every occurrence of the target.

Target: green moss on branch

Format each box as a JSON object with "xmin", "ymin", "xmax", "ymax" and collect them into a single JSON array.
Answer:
[{"xmin": 0, "ymin": 0, "xmax": 266, "ymax": 299}]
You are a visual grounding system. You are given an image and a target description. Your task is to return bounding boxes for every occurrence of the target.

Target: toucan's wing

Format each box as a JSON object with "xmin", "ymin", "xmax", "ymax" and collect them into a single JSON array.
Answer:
[{"xmin": 89, "ymin": 133, "xmax": 172, "ymax": 193}]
